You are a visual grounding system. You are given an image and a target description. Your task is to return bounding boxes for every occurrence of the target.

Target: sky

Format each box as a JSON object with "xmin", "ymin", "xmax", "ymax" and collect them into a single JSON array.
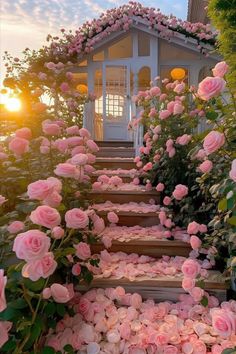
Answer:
[{"xmin": 0, "ymin": 0, "xmax": 188, "ymax": 82}]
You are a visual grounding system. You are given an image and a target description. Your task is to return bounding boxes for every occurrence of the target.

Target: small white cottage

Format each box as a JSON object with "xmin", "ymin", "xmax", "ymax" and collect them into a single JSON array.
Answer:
[{"xmin": 71, "ymin": 2, "xmax": 219, "ymax": 143}]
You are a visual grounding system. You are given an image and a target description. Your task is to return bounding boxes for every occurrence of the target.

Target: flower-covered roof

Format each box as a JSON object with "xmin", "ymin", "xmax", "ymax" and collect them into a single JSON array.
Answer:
[{"xmin": 53, "ymin": 1, "xmax": 217, "ymax": 58}]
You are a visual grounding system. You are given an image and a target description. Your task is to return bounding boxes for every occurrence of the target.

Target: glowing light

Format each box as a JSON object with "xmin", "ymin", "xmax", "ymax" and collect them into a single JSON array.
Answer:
[
  {"xmin": 170, "ymin": 68, "xmax": 186, "ymax": 80},
  {"xmin": 76, "ymin": 84, "xmax": 88, "ymax": 94},
  {"xmin": 5, "ymin": 97, "xmax": 22, "ymax": 112}
]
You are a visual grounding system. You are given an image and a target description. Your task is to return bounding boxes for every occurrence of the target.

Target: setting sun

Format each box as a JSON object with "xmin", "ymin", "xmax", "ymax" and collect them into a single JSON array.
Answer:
[{"xmin": 5, "ymin": 97, "xmax": 22, "ymax": 112}]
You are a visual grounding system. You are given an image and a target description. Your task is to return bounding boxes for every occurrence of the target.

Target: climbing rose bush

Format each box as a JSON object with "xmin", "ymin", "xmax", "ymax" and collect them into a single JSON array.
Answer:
[{"xmin": 132, "ymin": 60, "xmax": 236, "ymax": 274}]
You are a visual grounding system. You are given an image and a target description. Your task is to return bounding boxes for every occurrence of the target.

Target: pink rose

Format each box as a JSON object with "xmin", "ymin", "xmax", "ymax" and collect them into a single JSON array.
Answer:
[
  {"xmin": 197, "ymin": 76, "xmax": 226, "ymax": 100},
  {"xmin": 42, "ymin": 123, "xmax": 61, "ymax": 136},
  {"xmin": 174, "ymin": 83, "xmax": 185, "ymax": 94},
  {"xmin": 72, "ymin": 263, "xmax": 81, "ymax": 276},
  {"xmin": 187, "ymin": 221, "xmax": 200, "ymax": 234},
  {"xmin": 159, "ymin": 110, "xmax": 171, "ymax": 120},
  {"xmin": 9, "ymin": 137, "xmax": 29, "ymax": 156},
  {"xmin": 156, "ymin": 183, "xmax": 165, "ymax": 192},
  {"xmin": 190, "ymin": 286, "xmax": 204, "ymax": 302},
  {"xmin": 93, "ymin": 217, "xmax": 105, "ymax": 234},
  {"xmin": 79, "ymin": 128, "xmax": 91, "ymax": 138},
  {"xmin": 65, "ymin": 208, "xmax": 89, "ymax": 229},
  {"xmin": 172, "ymin": 184, "xmax": 188, "ymax": 200},
  {"xmin": 43, "ymin": 191, "xmax": 62, "ymax": 208},
  {"xmin": 176, "ymin": 134, "xmax": 191, "ymax": 145},
  {"xmin": 173, "ymin": 103, "xmax": 184, "ymax": 115},
  {"xmin": 71, "ymin": 153, "xmax": 88, "ymax": 166},
  {"xmin": 0, "ymin": 270, "xmax": 7, "ymax": 312},
  {"xmin": 60, "ymin": 82, "xmax": 70, "ymax": 92},
  {"xmin": 190, "ymin": 235, "xmax": 202, "ymax": 250},
  {"xmin": 195, "ymin": 149, "xmax": 207, "ymax": 160},
  {"xmin": 50, "ymin": 283, "xmax": 71, "ymax": 303},
  {"xmin": 229, "ymin": 159, "xmax": 236, "ymax": 182},
  {"xmin": 78, "ymin": 298, "xmax": 90, "ymax": 314},
  {"xmin": 198, "ymin": 160, "xmax": 213, "ymax": 173},
  {"xmin": 86, "ymin": 140, "xmax": 99, "ymax": 152},
  {"xmin": 22, "ymin": 252, "xmax": 57, "ymax": 281},
  {"xmin": 52, "ymin": 226, "xmax": 64, "ymax": 239},
  {"xmin": 0, "ymin": 321, "xmax": 12, "ymax": 349},
  {"xmin": 7, "ymin": 221, "xmax": 24, "ymax": 233},
  {"xmin": 27, "ymin": 180, "xmax": 53, "ymax": 200},
  {"xmin": 13, "ymin": 230, "xmax": 50, "ymax": 261},
  {"xmin": 30, "ymin": 205, "xmax": 61, "ymax": 229},
  {"xmin": 74, "ymin": 242, "xmax": 91, "ymax": 260},
  {"xmin": 212, "ymin": 61, "xmax": 229, "ymax": 78},
  {"xmin": 130, "ymin": 293, "xmax": 142, "ymax": 309},
  {"xmin": 211, "ymin": 308, "xmax": 236, "ymax": 338},
  {"xmin": 66, "ymin": 125, "xmax": 80, "ymax": 135},
  {"xmin": 181, "ymin": 259, "xmax": 201, "ymax": 278},
  {"xmin": 182, "ymin": 277, "xmax": 195, "ymax": 291},
  {"xmin": 163, "ymin": 196, "xmax": 172, "ymax": 206},
  {"xmin": 15, "ymin": 127, "xmax": 32, "ymax": 140},
  {"xmin": 109, "ymin": 176, "xmax": 122, "ymax": 186},
  {"xmin": 143, "ymin": 162, "xmax": 153, "ymax": 172},
  {"xmin": 54, "ymin": 163, "xmax": 78, "ymax": 178},
  {"xmin": 150, "ymin": 86, "xmax": 161, "ymax": 96},
  {"xmin": 203, "ymin": 131, "xmax": 225, "ymax": 155},
  {"xmin": 107, "ymin": 211, "xmax": 119, "ymax": 224}
]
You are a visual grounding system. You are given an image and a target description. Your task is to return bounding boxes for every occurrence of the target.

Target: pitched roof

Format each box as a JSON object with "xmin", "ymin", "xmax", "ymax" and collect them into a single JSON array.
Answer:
[{"xmin": 50, "ymin": 1, "xmax": 217, "ymax": 60}]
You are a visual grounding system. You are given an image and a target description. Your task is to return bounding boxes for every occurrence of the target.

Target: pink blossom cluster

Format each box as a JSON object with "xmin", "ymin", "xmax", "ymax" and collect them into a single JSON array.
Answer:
[
  {"xmin": 93, "ymin": 168, "xmax": 140, "ymax": 178},
  {"xmin": 59, "ymin": 2, "xmax": 217, "ymax": 58},
  {"xmin": 92, "ymin": 178, "xmax": 152, "ymax": 192},
  {"xmin": 46, "ymin": 286, "xmax": 236, "ymax": 353}
]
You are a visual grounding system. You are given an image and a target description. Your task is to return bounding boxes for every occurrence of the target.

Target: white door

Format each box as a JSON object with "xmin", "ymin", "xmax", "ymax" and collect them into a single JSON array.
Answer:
[{"xmin": 103, "ymin": 63, "xmax": 130, "ymax": 141}]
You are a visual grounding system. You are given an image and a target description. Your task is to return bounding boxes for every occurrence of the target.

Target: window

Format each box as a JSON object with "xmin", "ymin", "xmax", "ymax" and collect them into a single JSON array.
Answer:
[
  {"xmin": 138, "ymin": 67, "xmax": 151, "ymax": 91},
  {"xmin": 78, "ymin": 60, "xmax": 87, "ymax": 67},
  {"xmin": 138, "ymin": 32, "xmax": 150, "ymax": 56},
  {"xmin": 108, "ymin": 35, "xmax": 133, "ymax": 59}
]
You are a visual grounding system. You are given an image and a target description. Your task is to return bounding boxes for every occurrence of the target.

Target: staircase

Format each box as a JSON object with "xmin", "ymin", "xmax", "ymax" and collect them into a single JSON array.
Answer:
[{"xmin": 80, "ymin": 141, "xmax": 228, "ymax": 302}]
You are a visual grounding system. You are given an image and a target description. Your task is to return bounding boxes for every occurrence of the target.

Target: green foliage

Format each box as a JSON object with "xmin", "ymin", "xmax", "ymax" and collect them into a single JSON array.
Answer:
[{"xmin": 208, "ymin": 0, "xmax": 236, "ymax": 90}]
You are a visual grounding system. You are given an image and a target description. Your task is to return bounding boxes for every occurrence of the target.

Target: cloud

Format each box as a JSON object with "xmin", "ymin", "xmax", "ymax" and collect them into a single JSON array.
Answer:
[{"xmin": 0, "ymin": 0, "xmax": 188, "ymax": 81}]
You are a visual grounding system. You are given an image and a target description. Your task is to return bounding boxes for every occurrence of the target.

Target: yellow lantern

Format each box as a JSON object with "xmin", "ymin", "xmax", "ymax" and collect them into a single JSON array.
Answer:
[
  {"xmin": 170, "ymin": 68, "xmax": 186, "ymax": 81},
  {"xmin": 76, "ymin": 84, "xmax": 88, "ymax": 94}
]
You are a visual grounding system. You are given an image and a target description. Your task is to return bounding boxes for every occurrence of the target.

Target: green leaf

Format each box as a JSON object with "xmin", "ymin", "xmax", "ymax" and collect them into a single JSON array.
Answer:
[
  {"xmin": 196, "ymin": 280, "xmax": 205, "ymax": 289},
  {"xmin": 56, "ymin": 303, "xmax": 66, "ymax": 317},
  {"xmin": 200, "ymin": 296, "xmax": 208, "ymax": 307},
  {"xmin": 206, "ymin": 111, "xmax": 218, "ymax": 120},
  {"xmin": 0, "ymin": 307, "xmax": 22, "ymax": 321},
  {"xmin": 42, "ymin": 347, "xmax": 56, "ymax": 354},
  {"xmin": 10, "ymin": 298, "xmax": 28, "ymax": 309},
  {"xmin": 45, "ymin": 302, "xmax": 56, "ymax": 316},
  {"xmin": 222, "ymin": 349, "xmax": 236, "ymax": 354},
  {"xmin": 228, "ymin": 216, "xmax": 236, "ymax": 226},
  {"xmin": 64, "ymin": 344, "xmax": 74, "ymax": 354},
  {"xmin": 23, "ymin": 277, "xmax": 45, "ymax": 292},
  {"xmin": 227, "ymin": 197, "xmax": 235, "ymax": 210},
  {"xmin": 218, "ymin": 198, "xmax": 227, "ymax": 211},
  {"xmin": 1, "ymin": 339, "xmax": 17, "ymax": 352}
]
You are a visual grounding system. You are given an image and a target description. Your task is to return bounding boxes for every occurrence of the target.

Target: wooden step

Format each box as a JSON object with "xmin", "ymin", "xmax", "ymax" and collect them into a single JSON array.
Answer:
[
  {"xmin": 96, "ymin": 141, "xmax": 134, "ymax": 148},
  {"xmin": 95, "ymin": 157, "xmax": 136, "ymax": 170},
  {"xmin": 91, "ymin": 174, "xmax": 134, "ymax": 183},
  {"xmin": 88, "ymin": 188, "xmax": 160, "ymax": 204},
  {"xmin": 78, "ymin": 271, "xmax": 228, "ymax": 302},
  {"xmin": 96, "ymin": 147, "xmax": 135, "ymax": 158},
  {"xmin": 96, "ymin": 210, "xmax": 159, "ymax": 227},
  {"xmin": 91, "ymin": 239, "xmax": 191, "ymax": 257}
]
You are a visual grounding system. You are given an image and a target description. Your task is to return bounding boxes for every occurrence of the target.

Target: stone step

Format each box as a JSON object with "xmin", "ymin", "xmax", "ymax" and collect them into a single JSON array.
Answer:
[
  {"xmin": 96, "ymin": 147, "xmax": 135, "ymax": 158},
  {"xmin": 91, "ymin": 168, "xmax": 140, "ymax": 183},
  {"xmin": 91, "ymin": 174, "xmax": 134, "ymax": 183},
  {"xmin": 88, "ymin": 188, "xmax": 160, "ymax": 204},
  {"xmin": 96, "ymin": 141, "xmax": 134, "ymax": 148},
  {"xmin": 96, "ymin": 210, "xmax": 159, "ymax": 227},
  {"xmin": 91, "ymin": 239, "xmax": 191, "ymax": 258},
  {"xmin": 78, "ymin": 271, "xmax": 228, "ymax": 302},
  {"xmin": 95, "ymin": 157, "xmax": 136, "ymax": 170}
]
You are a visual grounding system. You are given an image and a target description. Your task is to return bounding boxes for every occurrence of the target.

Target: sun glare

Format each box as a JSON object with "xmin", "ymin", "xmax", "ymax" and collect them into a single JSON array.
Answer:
[{"xmin": 5, "ymin": 97, "xmax": 22, "ymax": 112}]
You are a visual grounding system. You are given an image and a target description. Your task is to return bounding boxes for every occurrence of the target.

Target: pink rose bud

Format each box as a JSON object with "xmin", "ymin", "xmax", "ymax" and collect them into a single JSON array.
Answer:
[
  {"xmin": 163, "ymin": 196, "xmax": 172, "ymax": 206},
  {"xmin": 42, "ymin": 287, "xmax": 51, "ymax": 299},
  {"xmin": 72, "ymin": 263, "xmax": 81, "ymax": 276},
  {"xmin": 187, "ymin": 221, "xmax": 200, "ymax": 234},
  {"xmin": 107, "ymin": 211, "xmax": 119, "ymax": 224},
  {"xmin": 172, "ymin": 184, "xmax": 188, "ymax": 200},
  {"xmin": 156, "ymin": 183, "xmax": 165, "ymax": 192},
  {"xmin": 203, "ymin": 131, "xmax": 225, "ymax": 155},
  {"xmin": 198, "ymin": 160, "xmax": 213, "ymax": 173},
  {"xmin": 7, "ymin": 221, "xmax": 24, "ymax": 234},
  {"xmin": 212, "ymin": 61, "xmax": 229, "ymax": 78},
  {"xmin": 52, "ymin": 226, "xmax": 64, "ymax": 239},
  {"xmin": 190, "ymin": 235, "xmax": 202, "ymax": 250}
]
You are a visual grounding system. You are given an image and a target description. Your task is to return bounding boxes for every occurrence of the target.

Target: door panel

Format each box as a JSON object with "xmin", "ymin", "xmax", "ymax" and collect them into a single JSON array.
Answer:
[{"xmin": 103, "ymin": 64, "xmax": 130, "ymax": 141}]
